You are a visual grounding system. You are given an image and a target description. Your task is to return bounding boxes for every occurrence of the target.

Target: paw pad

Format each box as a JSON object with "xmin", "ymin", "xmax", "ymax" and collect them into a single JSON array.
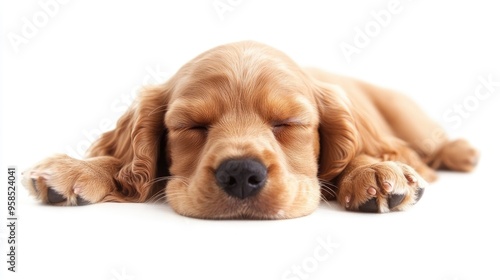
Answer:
[
  {"xmin": 357, "ymin": 192, "xmax": 414, "ymax": 213},
  {"xmin": 30, "ymin": 178, "xmax": 91, "ymax": 206},
  {"xmin": 387, "ymin": 193, "xmax": 405, "ymax": 209},
  {"xmin": 47, "ymin": 188, "xmax": 66, "ymax": 204},
  {"xmin": 358, "ymin": 197, "xmax": 378, "ymax": 213}
]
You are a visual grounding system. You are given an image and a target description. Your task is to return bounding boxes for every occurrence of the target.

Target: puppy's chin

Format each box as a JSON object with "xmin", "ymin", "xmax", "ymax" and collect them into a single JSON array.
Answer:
[{"xmin": 165, "ymin": 177, "xmax": 321, "ymax": 220}]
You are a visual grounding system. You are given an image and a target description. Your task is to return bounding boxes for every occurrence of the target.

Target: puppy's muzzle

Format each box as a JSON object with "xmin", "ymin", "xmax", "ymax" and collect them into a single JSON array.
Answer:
[{"xmin": 215, "ymin": 159, "xmax": 267, "ymax": 199}]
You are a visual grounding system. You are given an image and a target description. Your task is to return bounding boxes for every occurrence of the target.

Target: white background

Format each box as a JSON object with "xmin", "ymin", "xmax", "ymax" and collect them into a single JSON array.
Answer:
[{"xmin": 2, "ymin": 0, "xmax": 500, "ymax": 279}]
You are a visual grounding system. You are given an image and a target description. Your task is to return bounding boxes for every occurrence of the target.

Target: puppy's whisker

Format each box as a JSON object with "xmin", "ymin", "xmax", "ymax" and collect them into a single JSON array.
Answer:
[
  {"xmin": 164, "ymin": 192, "xmax": 190, "ymax": 203},
  {"xmin": 146, "ymin": 175, "xmax": 191, "ymax": 203},
  {"xmin": 319, "ymin": 196, "xmax": 333, "ymax": 208},
  {"xmin": 321, "ymin": 187, "xmax": 337, "ymax": 198},
  {"xmin": 298, "ymin": 188, "xmax": 334, "ymax": 208},
  {"xmin": 147, "ymin": 192, "xmax": 167, "ymax": 204},
  {"xmin": 319, "ymin": 180, "xmax": 338, "ymax": 197},
  {"xmin": 319, "ymin": 179, "xmax": 337, "ymax": 189},
  {"xmin": 148, "ymin": 176, "xmax": 171, "ymax": 186}
]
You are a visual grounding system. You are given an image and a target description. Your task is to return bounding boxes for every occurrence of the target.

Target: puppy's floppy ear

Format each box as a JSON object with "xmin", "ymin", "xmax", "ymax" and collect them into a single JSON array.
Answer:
[
  {"xmin": 88, "ymin": 83, "xmax": 172, "ymax": 202},
  {"xmin": 314, "ymin": 81, "xmax": 360, "ymax": 181}
]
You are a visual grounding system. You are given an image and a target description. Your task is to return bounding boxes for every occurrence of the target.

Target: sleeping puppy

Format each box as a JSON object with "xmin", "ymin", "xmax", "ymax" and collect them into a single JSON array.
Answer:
[{"xmin": 22, "ymin": 41, "xmax": 479, "ymax": 219}]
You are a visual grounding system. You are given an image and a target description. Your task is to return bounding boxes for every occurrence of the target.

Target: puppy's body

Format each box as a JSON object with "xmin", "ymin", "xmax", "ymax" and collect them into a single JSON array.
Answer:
[{"xmin": 22, "ymin": 41, "xmax": 478, "ymax": 219}]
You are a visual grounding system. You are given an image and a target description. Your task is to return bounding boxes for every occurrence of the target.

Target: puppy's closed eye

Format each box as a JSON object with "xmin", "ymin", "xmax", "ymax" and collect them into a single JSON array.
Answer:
[
  {"xmin": 187, "ymin": 125, "xmax": 210, "ymax": 133},
  {"xmin": 271, "ymin": 119, "xmax": 310, "ymax": 138}
]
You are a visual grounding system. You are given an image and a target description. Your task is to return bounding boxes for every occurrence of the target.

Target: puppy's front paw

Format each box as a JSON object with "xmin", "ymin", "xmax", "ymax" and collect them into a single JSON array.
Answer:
[
  {"xmin": 338, "ymin": 161, "xmax": 427, "ymax": 213},
  {"xmin": 22, "ymin": 154, "xmax": 111, "ymax": 205}
]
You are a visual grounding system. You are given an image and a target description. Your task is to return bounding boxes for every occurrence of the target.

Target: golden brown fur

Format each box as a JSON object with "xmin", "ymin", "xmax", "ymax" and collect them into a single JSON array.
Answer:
[{"xmin": 22, "ymin": 41, "xmax": 479, "ymax": 218}]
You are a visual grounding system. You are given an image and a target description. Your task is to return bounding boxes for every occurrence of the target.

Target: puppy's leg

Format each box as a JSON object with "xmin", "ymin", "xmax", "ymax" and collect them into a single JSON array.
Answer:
[
  {"xmin": 22, "ymin": 154, "xmax": 122, "ymax": 205},
  {"xmin": 427, "ymin": 139, "xmax": 479, "ymax": 172},
  {"xmin": 363, "ymin": 83, "xmax": 479, "ymax": 171},
  {"xmin": 335, "ymin": 155, "xmax": 427, "ymax": 213}
]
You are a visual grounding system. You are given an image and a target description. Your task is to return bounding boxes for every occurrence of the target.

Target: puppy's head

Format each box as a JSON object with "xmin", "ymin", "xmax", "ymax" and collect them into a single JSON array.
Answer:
[
  {"xmin": 164, "ymin": 42, "xmax": 323, "ymax": 219},
  {"xmin": 94, "ymin": 41, "xmax": 357, "ymax": 219}
]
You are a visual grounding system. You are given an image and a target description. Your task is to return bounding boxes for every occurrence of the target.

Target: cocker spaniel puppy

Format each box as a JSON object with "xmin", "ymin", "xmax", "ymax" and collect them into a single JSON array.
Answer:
[{"xmin": 22, "ymin": 41, "xmax": 479, "ymax": 219}]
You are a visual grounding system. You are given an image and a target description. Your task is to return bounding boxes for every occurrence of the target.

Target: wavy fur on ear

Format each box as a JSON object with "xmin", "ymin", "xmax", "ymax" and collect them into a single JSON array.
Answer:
[
  {"xmin": 314, "ymin": 82, "xmax": 360, "ymax": 181},
  {"xmin": 88, "ymin": 85, "xmax": 170, "ymax": 202}
]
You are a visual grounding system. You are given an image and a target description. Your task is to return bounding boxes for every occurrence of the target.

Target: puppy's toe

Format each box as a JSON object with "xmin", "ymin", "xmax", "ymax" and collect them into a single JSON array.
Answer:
[
  {"xmin": 76, "ymin": 196, "xmax": 91, "ymax": 206},
  {"xmin": 47, "ymin": 188, "xmax": 66, "ymax": 204},
  {"xmin": 358, "ymin": 198, "xmax": 378, "ymax": 213},
  {"xmin": 387, "ymin": 193, "xmax": 405, "ymax": 209},
  {"xmin": 415, "ymin": 187, "xmax": 425, "ymax": 203},
  {"xmin": 30, "ymin": 178, "xmax": 39, "ymax": 193}
]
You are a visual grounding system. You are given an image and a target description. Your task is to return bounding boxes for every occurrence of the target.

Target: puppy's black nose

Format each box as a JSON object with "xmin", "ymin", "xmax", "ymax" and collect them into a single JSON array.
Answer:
[{"xmin": 215, "ymin": 159, "xmax": 267, "ymax": 199}]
